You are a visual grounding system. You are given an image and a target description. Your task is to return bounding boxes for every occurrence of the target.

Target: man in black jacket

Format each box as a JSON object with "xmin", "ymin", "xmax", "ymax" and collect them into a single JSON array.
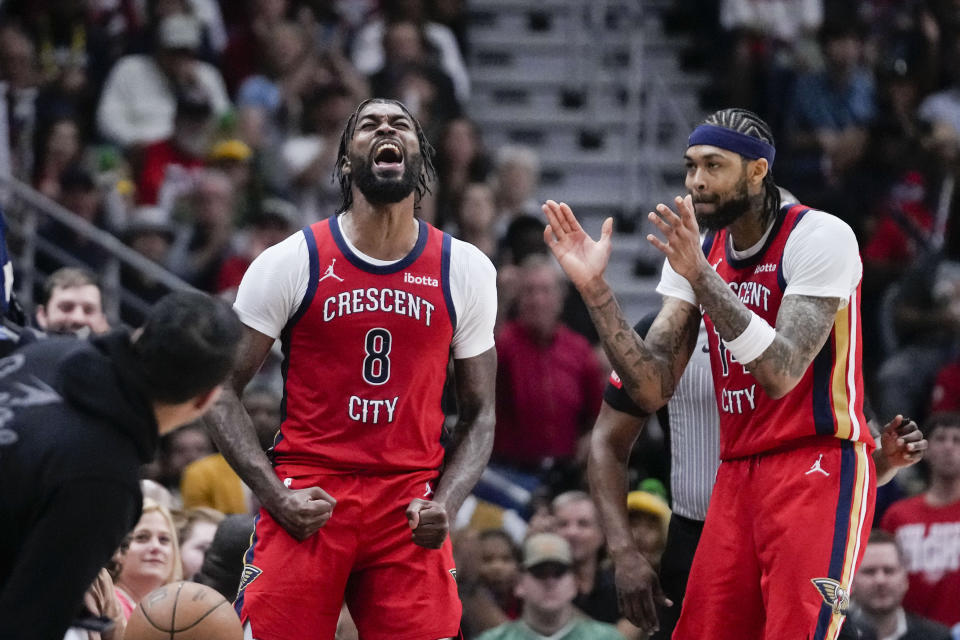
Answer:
[{"xmin": 0, "ymin": 290, "xmax": 241, "ymax": 640}]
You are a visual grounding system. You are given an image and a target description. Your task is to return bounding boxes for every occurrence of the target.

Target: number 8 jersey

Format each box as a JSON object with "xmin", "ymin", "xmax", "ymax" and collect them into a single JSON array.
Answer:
[{"xmin": 233, "ymin": 215, "xmax": 497, "ymax": 475}]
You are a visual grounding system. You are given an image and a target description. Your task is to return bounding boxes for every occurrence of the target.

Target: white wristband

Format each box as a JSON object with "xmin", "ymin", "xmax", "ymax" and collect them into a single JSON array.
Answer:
[{"xmin": 722, "ymin": 313, "xmax": 776, "ymax": 364}]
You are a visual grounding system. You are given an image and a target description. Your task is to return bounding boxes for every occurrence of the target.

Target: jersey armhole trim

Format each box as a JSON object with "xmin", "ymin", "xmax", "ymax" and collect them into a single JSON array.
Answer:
[
  {"xmin": 441, "ymin": 232, "xmax": 457, "ymax": 330},
  {"xmin": 284, "ymin": 226, "xmax": 320, "ymax": 333}
]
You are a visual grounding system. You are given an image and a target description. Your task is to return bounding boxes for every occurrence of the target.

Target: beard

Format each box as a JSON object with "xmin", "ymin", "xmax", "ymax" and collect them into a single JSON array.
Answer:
[
  {"xmin": 693, "ymin": 175, "xmax": 753, "ymax": 231},
  {"xmin": 351, "ymin": 150, "xmax": 423, "ymax": 205}
]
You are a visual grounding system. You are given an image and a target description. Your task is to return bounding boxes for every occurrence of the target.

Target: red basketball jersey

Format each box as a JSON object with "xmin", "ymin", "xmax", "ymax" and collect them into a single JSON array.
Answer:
[
  {"xmin": 702, "ymin": 204, "xmax": 875, "ymax": 460},
  {"xmin": 273, "ymin": 217, "xmax": 456, "ymax": 473}
]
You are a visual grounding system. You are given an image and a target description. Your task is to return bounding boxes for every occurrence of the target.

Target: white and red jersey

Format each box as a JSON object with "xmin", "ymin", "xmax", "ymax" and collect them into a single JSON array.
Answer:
[
  {"xmin": 658, "ymin": 203, "xmax": 875, "ymax": 460},
  {"xmin": 234, "ymin": 215, "xmax": 497, "ymax": 474}
]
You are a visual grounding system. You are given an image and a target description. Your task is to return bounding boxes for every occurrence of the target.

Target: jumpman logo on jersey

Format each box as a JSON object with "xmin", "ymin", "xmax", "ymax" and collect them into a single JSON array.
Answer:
[
  {"xmin": 319, "ymin": 258, "xmax": 344, "ymax": 282},
  {"xmin": 423, "ymin": 482, "xmax": 433, "ymax": 498},
  {"xmin": 805, "ymin": 454, "xmax": 830, "ymax": 477}
]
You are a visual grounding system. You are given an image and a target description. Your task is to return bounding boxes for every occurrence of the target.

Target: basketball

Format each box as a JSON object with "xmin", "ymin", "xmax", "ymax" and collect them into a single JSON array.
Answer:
[{"xmin": 124, "ymin": 581, "xmax": 243, "ymax": 640}]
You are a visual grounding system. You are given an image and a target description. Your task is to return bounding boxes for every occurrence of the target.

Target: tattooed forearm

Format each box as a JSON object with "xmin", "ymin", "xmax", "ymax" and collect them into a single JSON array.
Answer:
[
  {"xmin": 689, "ymin": 266, "xmax": 840, "ymax": 397},
  {"xmin": 433, "ymin": 349, "xmax": 496, "ymax": 517},
  {"xmin": 691, "ymin": 267, "xmax": 752, "ymax": 340},
  {"xmin": 581, "ymin": 279, "xmax": 699, "ymax": 412},
  {"xmin": 748, "ymin": 295, "xmax": 839, "ymax": 382}
]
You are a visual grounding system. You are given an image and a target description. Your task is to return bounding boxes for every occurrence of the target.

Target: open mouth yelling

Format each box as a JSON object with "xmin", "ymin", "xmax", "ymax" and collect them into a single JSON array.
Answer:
[{"xmin": 373, "ymin": 141, "xmax": 404, "ymax": 173}]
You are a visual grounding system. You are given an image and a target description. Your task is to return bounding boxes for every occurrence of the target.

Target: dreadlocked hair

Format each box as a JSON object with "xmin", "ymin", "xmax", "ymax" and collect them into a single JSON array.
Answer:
[
  {"xmin": 702, "ymin": 108, "xmax": 781, "ymax": 226},
  {"xmin": 333, "ymin": 98, "xmax": 437, "ymax": 214}
]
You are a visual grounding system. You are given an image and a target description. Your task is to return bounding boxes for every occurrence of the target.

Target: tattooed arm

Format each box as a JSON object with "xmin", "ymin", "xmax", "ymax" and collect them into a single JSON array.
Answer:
[
  {"xmin": 690, "ymin": 264, "xmax": 839, "ymax": 397},
  {"xmin": 648, "ymin": 194, "xmax": 841, "ymax": 398},
  {"xmin": 410, "ymin": 348, "xmax": 497, "ymax": 549},
  {"xmin": 203, "ymin": 325, "xmax": 336, "ymax": 540},
  {"xmin": 543, "ymin": 200, "xmax": 700, "ymax": 413}
]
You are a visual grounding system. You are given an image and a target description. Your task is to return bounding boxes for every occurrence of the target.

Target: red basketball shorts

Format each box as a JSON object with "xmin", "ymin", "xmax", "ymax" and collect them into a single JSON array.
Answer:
[
  {"xmin": 673, "ymin": 438, "xmax": 875, "ymax": 640},
  {"xmin": 236, "ymin": 467, "xmax": 461, "ymax": 640}
]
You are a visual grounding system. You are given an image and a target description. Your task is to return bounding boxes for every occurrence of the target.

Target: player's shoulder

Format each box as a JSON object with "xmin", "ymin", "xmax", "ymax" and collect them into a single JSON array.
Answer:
[
  {"xmin": 448, "ymin": 234, "xmax": 497, "ymax": 275},
  {"xmin": 791, "ymin": 206, "xmax": 855, "ymax": 236},
  {"xmin": 252, "ymin": 227, "xmax": 308, "ymax": 264}
]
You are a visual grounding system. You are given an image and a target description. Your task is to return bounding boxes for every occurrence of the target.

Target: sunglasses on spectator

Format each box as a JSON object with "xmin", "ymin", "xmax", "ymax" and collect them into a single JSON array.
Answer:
[{"xmin": 527, "ymin": 563, "xmax": 570, "ymax": 580}]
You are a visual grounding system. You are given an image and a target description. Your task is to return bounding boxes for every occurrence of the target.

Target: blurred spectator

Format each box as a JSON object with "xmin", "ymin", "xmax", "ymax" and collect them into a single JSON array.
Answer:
[
  {"xmin": 477, "ymin": 529, "xmax": 523, "ymax": 620},
  {"xmin": 0, "ymin": 24, "xmax": 42, "ymax": 180},
  {"xmin": 435, "ymin": 116, "xmax": 491, "ymax": 229},
  {"xmin": 719, "ymin": 0, "xmax": 822, "ymax": 116},
  {"xmin": 785, "ymin": 21, "xmax": 876, "ymax": 231},
  {"xmin": 881, "ymin": 413, "xmax": 960, "ymax": 627},
  {"xmin": 552, "ymin": 492, "xmax": 621, "ymax": 626},
  {"xmin": 35, "ymin": 266, "xmax": 109, "ymax": 336},
  {"xmin": 235, "ymin": 20, "xmax": 315, "ymax": 143},
  {"xmin": 96, "ymin": 13, "xmax": 229, "ymax": 148},
  {"xmin": 41, "ymin": 165, "xmax": 112, "ymax": 271},
  {"xmin": 137, "ymin": 91, "xmax": 216, "ymax": 207},
  {"xmin": 368, "ymin": 20, "xmax": 461, "ymax": 141},
  {"xmin": 168, "ymin": 169, "xmax": 235, "ymax": 291},
  {"xmin": 192, "ymin": 514, "xmax": 256, "ymax": 601},
  {"xmin": 280, "ymin": 135, "xmax": 329, "ymax": 223},
  {"xmin": 221, "ymin": 0, "xmax": 291, "ymax": 93},
  {"xmin": 625, "ymin": 490, "xmax": 671, "ymax": 571},
  {"xmin": 352, "ymin": 0, "xmax": 470, "ymax": 104},
  {"xmin": 114, "ymin": 500, "xmax": 182, "ymax": 619},
  {"xmin": 475, "ymin": 532, "xmax": 624, "ymax": 640},
  {"xmin": 493, "ymin": 256, "xmax": 604, "ymax": 473},
  {"xmin": 492, "ymin": 145, "xmax": 541, "ymax": 232},
  {"xmin": 453, "ymin": 182, "xmax": 498, "ymax": 259},
  {"xmin": 177, "ymin": 506, "xmax": 225, "ymax": 581},
  {"xmin": 215, "ymin": 197, "xmax": 297, "ymax": 297},
  {"xmin": 66, "ymin": 567, "xmax": 127, "ymax": 640},
  {"xmin": 32, "ymin": 114, "xmax": 83, "ymax": 200},
  {"xmin": 1, "ymin": 0, "xmax": 136, "ymax": 93},
  {"xmin": 918, "ymin": 38, "xmax": 960, "ymax": 142},
  {"xmin": 875, "ymin": 260, "xmax": 960, "ymax": 422},
  {"xmin": 120, "ymin": 205, "xmax": 178, "ymax": 323},
  {"xmin": 207, "ymin": 138, "xmax": 258, "ymax": 225},
  {"xmin": 456, "ymin": 527, "xmax": 522, "ymax": 637},
  {"xmin": 155, "ymin": 422, "xmax": 214, "ymax": 499},
  {"xmin": 848, "ymin": 530, "xmax": 951, "ymax": 640}
]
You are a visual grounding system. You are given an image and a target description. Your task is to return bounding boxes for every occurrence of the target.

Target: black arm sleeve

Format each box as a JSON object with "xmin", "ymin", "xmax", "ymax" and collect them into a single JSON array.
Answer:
[{"xmin": 0, "ymin": 479, "xmax": 139, "ymax": 640}]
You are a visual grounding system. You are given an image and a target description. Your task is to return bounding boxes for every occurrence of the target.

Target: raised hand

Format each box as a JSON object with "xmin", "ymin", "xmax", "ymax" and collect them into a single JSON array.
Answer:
[
  {"xmin": 646, "ymin": 194, "xmax": 709, "ymax": 283},
  {"xmin": 542, "ymin": 200, "xmax": 613, "ymax": 290},
  {"xmin": 406, "ymin": 498, "xmax": 449, "ymax": 549},
  {"xmin": 270, "ymin": 486, "xmax": 336, "ymax": 541}
]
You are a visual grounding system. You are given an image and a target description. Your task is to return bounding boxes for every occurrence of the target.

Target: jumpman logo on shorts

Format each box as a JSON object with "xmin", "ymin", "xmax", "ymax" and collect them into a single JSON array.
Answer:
[
  {"xmin": 805, "ymin": 454, "xmax": 830, "ymax": 477},
  {"xmin": 319, "ymin": 258, "xmax": 344, "ymax": 282},
  {"xmin": 423, "ymin": 482, "xmax": 433, "ymax": 498}
]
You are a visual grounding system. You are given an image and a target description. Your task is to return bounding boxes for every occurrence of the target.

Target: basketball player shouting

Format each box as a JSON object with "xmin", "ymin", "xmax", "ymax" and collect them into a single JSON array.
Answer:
[{"xmin": 204, "ymin": 99, "xmax": 497, "ymax": 640}]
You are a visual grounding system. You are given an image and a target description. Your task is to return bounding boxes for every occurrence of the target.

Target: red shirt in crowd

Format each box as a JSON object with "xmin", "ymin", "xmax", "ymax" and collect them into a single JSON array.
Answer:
[
  {"xmin": 493, "ymin": 322, "xmax": 603, "ymax": 469},
  {"xmin": 881, "ymin": 495, "xmax": 960, "ymax": 626}
]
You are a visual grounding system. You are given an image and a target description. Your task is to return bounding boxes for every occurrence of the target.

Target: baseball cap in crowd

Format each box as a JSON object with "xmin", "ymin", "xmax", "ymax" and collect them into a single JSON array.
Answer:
[
  {"xmin": 522, "ymin": 533, "xmax": 572, "ymax": 570},
  {"xmin": 158, "ymin": 14, "xmax": 202, "ymax": 51},
  {"xmin": 627, "ymin": 490, "xmax": 671, "ymax": 521},
  {"xmin": 209, "ymin": 139, "xmax": 253, "ymax": 163},
  {"xmin": 124, "ymin": 206, "xmax": 177, "ymax": 243}
]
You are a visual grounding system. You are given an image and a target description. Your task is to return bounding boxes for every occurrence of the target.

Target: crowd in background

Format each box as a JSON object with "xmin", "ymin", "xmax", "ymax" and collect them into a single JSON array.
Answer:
[{"xmin": 2, "ymin": 0, "xmax": 960, "ymax": 638}]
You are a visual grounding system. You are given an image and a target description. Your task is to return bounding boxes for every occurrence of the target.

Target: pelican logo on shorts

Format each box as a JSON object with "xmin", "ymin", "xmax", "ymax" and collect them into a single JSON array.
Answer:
[
  {"xmin": 238, "ymin": 564, "xmax": 263, "ymax": 592},
  {"xmin": 811, "ymin": 578, "xmax": 849, "ymax": 615},
  {"xmin": 449, "ymin": 568, "xmax": 458, "ymax": 582}
]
